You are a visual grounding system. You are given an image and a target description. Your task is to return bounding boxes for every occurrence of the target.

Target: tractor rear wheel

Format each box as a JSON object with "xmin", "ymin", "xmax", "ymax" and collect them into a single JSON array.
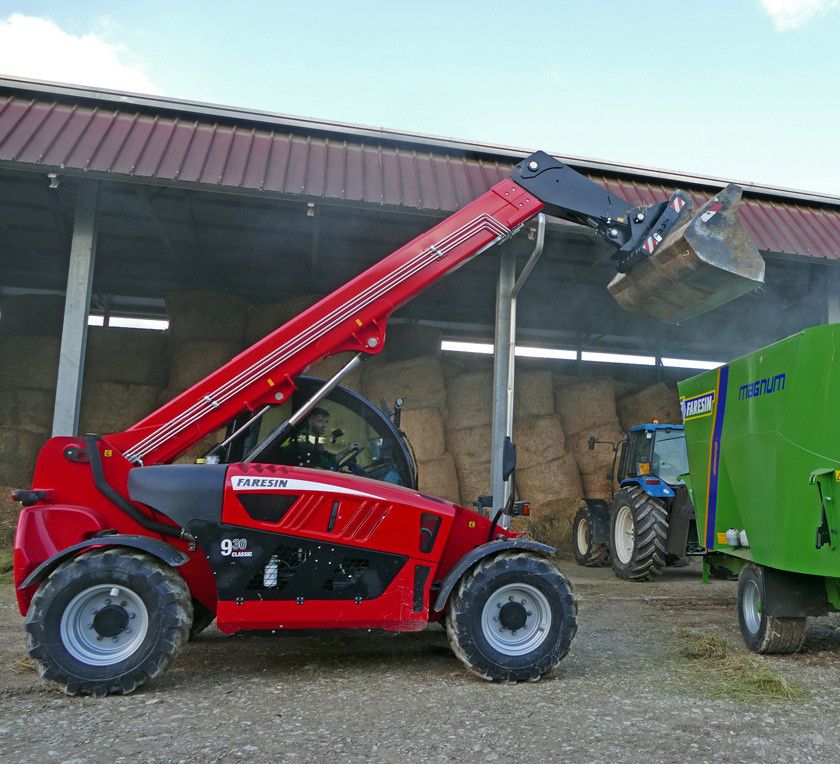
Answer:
[
  {"xmin": 445, "ymin": 552, "xmax": 577, "ymax": 682},
  {"xmin": 609, "ymin": 487, "xmax": 668, "ymax": 581},
  {"xmin": 737, "ymin": 563, "xmax": 806, "ymax": 654},
  {"xmin": 572, "ymin": 507, "xmax": 610, "ymax": 567},
  {"xmin": 26, "ymin": 549, "xmax": 192, "ymax": 696}
]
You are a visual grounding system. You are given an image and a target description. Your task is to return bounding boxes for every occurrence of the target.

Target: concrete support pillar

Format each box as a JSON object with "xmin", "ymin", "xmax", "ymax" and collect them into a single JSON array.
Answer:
[
  {"xmin": 52, "ymin": 182, "xmax": 99, "ymax": 436},
  {"xmin": 827, "ymin": 267, "xmax": 840, "ymax": 324}
]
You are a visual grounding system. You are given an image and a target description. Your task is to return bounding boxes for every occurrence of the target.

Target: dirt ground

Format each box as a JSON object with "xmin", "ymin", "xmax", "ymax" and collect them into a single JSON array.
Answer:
[{"xmin": 3, "ymin": 559, "xmax": 840, "ymax": 764}]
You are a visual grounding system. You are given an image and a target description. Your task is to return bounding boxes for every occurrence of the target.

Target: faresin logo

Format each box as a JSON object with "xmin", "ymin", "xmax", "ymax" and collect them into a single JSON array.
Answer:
[{"xmin": 680, "ymin": 390, "xmax": 715, "ymax": 421}]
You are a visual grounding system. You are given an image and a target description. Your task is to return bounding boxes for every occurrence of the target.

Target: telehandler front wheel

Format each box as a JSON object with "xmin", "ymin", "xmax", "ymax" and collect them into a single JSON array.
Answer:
[
  {"xmin": 26, "ymin": 549, "xmax": 192, "ymax": 696},
  {"xmin": 737, "ymin": 563, "xmax": 806, "ymax": 654},
  {"xmin": 609, "ymin": 487, "xmax": 668, "ymax": 581},
  {"xmin": 445, "ymin": 552, "xmax": 577, "ymax": 682}
]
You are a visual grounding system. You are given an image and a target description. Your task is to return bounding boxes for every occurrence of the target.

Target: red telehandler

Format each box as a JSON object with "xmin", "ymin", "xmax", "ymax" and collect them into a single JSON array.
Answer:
[{"xmin": 12, "ymin": 151, "xmax": 764, "ymax": 695}]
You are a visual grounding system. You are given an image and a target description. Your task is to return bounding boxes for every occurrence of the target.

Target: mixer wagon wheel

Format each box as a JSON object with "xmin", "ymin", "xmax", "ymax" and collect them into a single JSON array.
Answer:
[
  {"xmin": 572, "ymin": 507, "xmax": 610, "ymax": 567},
  {"xmin": 609, "ymin": 487, "xmax": 668, "ymax": 581},
  {"xmin": 737, "ymin": 563, "xmax": 807, "ymax": 654}
]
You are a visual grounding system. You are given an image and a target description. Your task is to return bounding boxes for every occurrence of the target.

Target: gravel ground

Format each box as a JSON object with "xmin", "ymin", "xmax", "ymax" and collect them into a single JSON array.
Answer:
[{"xmin": 3, "ymin": 560, "xmax": 840, "ymax": 763}]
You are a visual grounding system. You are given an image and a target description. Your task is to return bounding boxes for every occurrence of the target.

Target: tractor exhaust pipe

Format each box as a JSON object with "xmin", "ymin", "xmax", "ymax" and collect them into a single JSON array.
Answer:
[{"xmin": 607, "ymin": 184, "xmax": 765, "ymax": 323}]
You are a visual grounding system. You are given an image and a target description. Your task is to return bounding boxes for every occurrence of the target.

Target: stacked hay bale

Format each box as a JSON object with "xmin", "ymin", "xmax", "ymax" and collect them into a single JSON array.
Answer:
[
  {"xmin": 364, "ymin": 355, "xmax": 458, "ymax": 502},
  {"xmin": 617, "ymin": 382, "xmax": 682, "ymax": 428},
  {"xmin": 0, "ymin": 294, "xmax": 65, "ymax": 542},
  {"xmin": 244, "ymin": 294, "xmax": 321, "ymax": 345}
]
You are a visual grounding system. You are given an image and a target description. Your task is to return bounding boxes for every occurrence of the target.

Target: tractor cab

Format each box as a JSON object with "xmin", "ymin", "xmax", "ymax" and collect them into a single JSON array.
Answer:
[{"xmin": 617, "ymin": 424, "xmax": 688, "ymax": 496}]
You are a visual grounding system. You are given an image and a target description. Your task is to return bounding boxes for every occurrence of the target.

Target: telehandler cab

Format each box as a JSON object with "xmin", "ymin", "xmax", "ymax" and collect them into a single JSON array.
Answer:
[{"xmin": 12, "ymin": 150, "xmax": 764, "ymax": 695}]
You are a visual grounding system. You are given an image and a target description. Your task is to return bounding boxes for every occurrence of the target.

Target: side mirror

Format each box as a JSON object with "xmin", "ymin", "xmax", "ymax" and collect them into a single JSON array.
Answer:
[
  {"xmin": 503, "ymin": 436, "xmax": 516, "ymax": 481},
  {"xmin": 587, "ymin": 436, "xmax": 596, "ymax": 451}
]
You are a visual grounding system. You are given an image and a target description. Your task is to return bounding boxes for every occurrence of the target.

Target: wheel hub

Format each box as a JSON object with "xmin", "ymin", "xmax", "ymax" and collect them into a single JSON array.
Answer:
[
  {"xmin": 498, "ymin": 601, "xmax": 528, "ymax": 632},
  {"xmin": 92, "ymin": 605, "xmax": 130, "ymax": 638}
]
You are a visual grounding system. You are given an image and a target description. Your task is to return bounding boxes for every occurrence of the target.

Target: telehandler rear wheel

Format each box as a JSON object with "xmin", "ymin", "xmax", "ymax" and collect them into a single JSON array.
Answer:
[
  {"xmin": 737, "ymin": 563, "xmax": 806, "ymax": 654},
  {"xmin": 26, "ymin": 549, "xmax": 192, "ymax": 696},
  {"xmin": 572, "ymin": 507, "xmax": 610, "ymax": 567},
  {"xmin": 609, "ymin": 487, "xmax": 668, "ymax": 581},
  {"xmin": 445, "ymin": 552, "xmax": 577, "ymax": 682}
]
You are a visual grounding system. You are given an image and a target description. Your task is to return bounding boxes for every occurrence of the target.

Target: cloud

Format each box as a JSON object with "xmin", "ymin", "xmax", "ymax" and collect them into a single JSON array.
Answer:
[
  {"xmin": 0, "ymin": 13, "xmax": 162, "ymax": 94},
  {"xmin": 758, "ymin": 0, "xmax": 839, "ymax": 30}
]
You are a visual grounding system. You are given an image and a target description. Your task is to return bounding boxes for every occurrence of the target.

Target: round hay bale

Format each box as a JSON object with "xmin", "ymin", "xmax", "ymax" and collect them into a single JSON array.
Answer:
[
  {"xmin": 0, "ymin": 388, "xmax": 55, "ymax": 433},
  {"xmin": 84, "ymin": 327, "xmax": 168, "ymax": 386},
  {"xmin": 384, "ymin": 324, "xmax": 442, "ymax": 362},
  {"xmin": 0, "ymin": 462, "xmax": 34, "ymax": 487},
  {"xmin": 513, "ymin": 371, "xmax": 554, "ymax": 418},
  {"xmin": 166, "ymin": 291, "xmax": 248, "ymax": 344},
  {"xmin": 168, "ymin": 340, "xmax": 241, "ymax": 390},
  {"xmin": 526, "ymin": 497, "xmax": 585, "ymax": 553},
  {"xmin": 517, "ymin": 453, "xmax": 583, "ymax": 506},
  {"xmin": 0, "ymin": 294, "xmax": 65, "ymax": 337},
  {"xmin": 79, "ymin": 383, "xmax": 162, "ymax": 435},
  {"xmin": 446, "ymin": 371, "xmax": 493, "ymax": 429},
  {"xmin": 455, "ymin": 462, "xmax": 491, "ymax": 509},
  {"xmin": 399, "ymin": 408, "xmax": 445, "ymax": 463},
  {"xmin": 0, "ymin": 426, "xmax": 45, "ymax": 466},
  {"xmin": 306, "ymin": 353, "xmax": 364, "ymax": 392},
  {"xmin": 417, "ymin": 452, "xmax": 460, "ymax": 504},
  {"xmin": 364, "ymin": 356, "xmax": 446, "ymax": 411},
  {"xmin": 0, "ymin": 335, "xmax": 60, "ymax": 391},
  {"xmin": 568, "ymin": 422, "xmax": 623, "ymax": 475},
  {"xmin": 554, "ymin": 379, "xmax": 618, "ymax": 436},
  {"xmin": 446, "ymin": 425, "xmax": 492, "ymax": 467},
  {"xmin": 582, "ymin": 470, "xmax": 615, "ymax": 501},
  {"xmin": 512, "ymin": 415, "xmax": 566, "ymax": 469},
  {"xmin": 617, "ymin": 382, "xmax": 682, "ymax": 429},
  {"xmin": 245, "ymin": 295, "xmax": 321, "ymax": 344}
]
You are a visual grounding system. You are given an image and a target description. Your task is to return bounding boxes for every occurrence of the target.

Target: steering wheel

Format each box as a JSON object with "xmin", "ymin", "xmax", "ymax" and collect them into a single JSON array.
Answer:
[{"xmin": 336, "ymin": 443, "xmax": 366, "ymax": 470}]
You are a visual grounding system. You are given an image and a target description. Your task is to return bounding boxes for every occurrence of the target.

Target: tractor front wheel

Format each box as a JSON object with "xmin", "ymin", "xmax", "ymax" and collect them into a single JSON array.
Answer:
[
  {"xmin": 609, "ymin": 487, "xmax": 668, "ymax": 581},
  {"xmin": 26, "ymin": 549, "xmax": 192, "ymax": 696},
  {"xmin": 445, "ymin": 552, "xmax": 577, "ymax": 682},
  {"xmin": 572, "ymin": 507, "xmax": 610, "ymax": 567},
  {"xmin": 737, "ymin": 563, "xmax": 806, "ymax": 654}
]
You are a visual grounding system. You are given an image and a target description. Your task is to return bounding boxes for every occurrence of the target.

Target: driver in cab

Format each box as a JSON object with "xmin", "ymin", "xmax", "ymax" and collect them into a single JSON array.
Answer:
[{"xmin": 280, "ymin": 407, "xmax": 364, "ymax": 472}]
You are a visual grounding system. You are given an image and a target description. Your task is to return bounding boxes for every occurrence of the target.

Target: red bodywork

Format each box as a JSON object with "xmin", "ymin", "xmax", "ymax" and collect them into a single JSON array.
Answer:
[{"xmin": 14, "ymin": 180, "xmax": 542, "ymax": 625}]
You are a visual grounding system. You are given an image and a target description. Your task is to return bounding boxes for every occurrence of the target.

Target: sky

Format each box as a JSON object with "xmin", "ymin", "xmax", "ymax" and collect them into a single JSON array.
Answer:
[{"xmin": 0, "ymin": 1, "xmax": 838, "ymax": 195}]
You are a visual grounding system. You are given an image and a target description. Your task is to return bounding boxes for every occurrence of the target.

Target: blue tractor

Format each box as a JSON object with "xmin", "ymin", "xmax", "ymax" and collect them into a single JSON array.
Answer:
[{"xmin": 572, "ymin": 424, "xmax": 700, "ymax": 581}]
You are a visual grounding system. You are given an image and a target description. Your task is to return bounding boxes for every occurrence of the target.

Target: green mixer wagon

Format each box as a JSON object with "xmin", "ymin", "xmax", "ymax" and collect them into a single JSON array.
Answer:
[{"xmin": 678, "ymin": 324, "xmax": 840, "ymax": 654}]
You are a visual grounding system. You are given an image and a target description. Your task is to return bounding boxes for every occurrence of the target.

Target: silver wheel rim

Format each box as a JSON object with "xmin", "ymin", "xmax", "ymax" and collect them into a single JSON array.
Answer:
[
  {"xmin": 481, "ymin": 583, "xmax": 552, "ymax": 656},
  {"xmin": 614, "ymin": 505, "xmax": 635, "ymax": 564},
  {"xmin": 576, "ymin": 516, "xmax": 590, "ymax": 554},
  {"xmin": 742, "ymin": 579, "xmax": 762, "ymax": 635},
  {"xmin": 60, "ymin": 584, "xmax": 149, "ymax": 666}
]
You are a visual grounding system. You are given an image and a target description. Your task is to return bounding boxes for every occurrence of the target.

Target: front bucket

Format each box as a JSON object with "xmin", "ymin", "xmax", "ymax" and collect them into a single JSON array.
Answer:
[{"xmin": 608, "ymin": 184, "xmax": 765, "ymax": 323}]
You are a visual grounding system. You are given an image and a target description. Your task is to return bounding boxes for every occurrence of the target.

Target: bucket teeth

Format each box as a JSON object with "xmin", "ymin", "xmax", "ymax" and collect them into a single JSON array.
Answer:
[{"xmin": 608, "ymin": 184, "xmax": 765, "ymax": 323}]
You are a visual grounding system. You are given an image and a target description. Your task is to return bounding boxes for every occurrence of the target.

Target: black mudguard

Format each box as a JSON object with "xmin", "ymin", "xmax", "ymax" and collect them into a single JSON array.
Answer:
[
  {"xmin": 585, "ymin": 499, "xmax": 611, "ymax": 545},
  {"xmin": 432, "ymin": 538, "xmax": 555, "ymax": 613},
  {"xmin": 19, "ymin": 535, "xmax": 189, "ymax": 589}
]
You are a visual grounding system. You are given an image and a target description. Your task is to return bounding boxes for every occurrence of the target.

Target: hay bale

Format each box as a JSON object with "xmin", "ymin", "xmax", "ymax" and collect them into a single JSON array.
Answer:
[
  {"xmin": 446, "ymin": 425, "xmax": 492, "ymax": 467},
  {"xmin": 306, "ymin": 353, "xmax": 364, "ymax": 392},
  {"xmin": 245, "ymin": 295, "xmax": 321, "ymax": 344},
  {"xmin": 446, "ymin": 372, "xmax": 493, "ymax": 429},
  {"xmin": 455, "ymin": 462, "xmax": 491, "ymax": 509},
  {"xmin": 399, "ymin": 408, "xmax": 445, "ymax": 462},
  {"xmin": 618, "ymin": 382, "xmax": 682, "ymax": 428},
  {"xmin": 0, "ymin": 461, "xmax": 34, "ymax": 487},
  {"xmin": 417, "ymin": 453, "xmax": 460, "ymax": 504},
  {"xmin": 554, "ymin": 379, "xmax": 618, "ymax": 436},
  {"xmin": 384, "ymin": 324, "xmax": 442, "ymax": 362},
  {"xmin": 517, "ymin": 454, "xmax": 583, "ymax": 507},
  {"xmin": 166, "ymin": 291, "xmax": 248, "ymax": 344},
  {"xmin": 364, "ymin": 356, "xmax": 446, "ymax": 411},
  {"xmin": 0, "ymin": 388, "xmax": 55, "ymax": 433},
  {"xmin": 568, "ymin": 422, "xmax": 624, "ymax": 475},
  {"xmin": 512, "ymin": 415, "xmax": 565, "ymax": 469},
  {"xmin": 0, "ymin": 336, "xmax": 60, "ymax": 390},
  {"xmin": 168, "ymin": 340, "xmax": 241, "ymax": 390},
  {"xmin": 0, "ymin": 426, "xmax": 45, "ymax": 465},
  {"xmin": 79, "ymin": 383, "xmax": 162, "ymax": 435},
  {"xmin": 0, "ymin": 294, "xmax": 65, "ymax": 337},
  {"xmin": 0, "ymin": 483, "xmax": 19, "ymax": 545},
  {"xmin": 84, "ymin": 327, "xmax": 168, "ymax": 386},
  {"xmin": 526, "ymin": 497, "xmax": 585, "ymax": 552},
  {"xmin": 513, "ymin": 371, "xmax": 554, "ymax": 418},
  {"xmin": 582, "ymin": 470, "xmax": 615, "ymax": 501}
]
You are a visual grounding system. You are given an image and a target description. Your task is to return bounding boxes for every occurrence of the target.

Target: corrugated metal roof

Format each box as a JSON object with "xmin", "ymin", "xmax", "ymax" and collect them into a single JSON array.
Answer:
[{"xmin": 0, "ymin": 82, "xmax": 839, "ymax": 262}]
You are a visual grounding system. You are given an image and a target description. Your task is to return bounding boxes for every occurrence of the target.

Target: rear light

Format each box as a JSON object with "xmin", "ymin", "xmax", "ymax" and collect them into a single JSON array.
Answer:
[
  {"xmin": 644, "ymin": 479, "xmax": 660, "ymax": 485},
  {"xmin": 511, "ymin": 500, "xmax": 530, "ymax": 517}
]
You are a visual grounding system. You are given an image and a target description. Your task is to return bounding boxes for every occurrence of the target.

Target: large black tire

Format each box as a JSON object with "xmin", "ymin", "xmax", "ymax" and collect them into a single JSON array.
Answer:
[
  {"xmin": 737, "ymin": 563, "xmax": 807, "ymax": 654},
  {"xmin": 26, "ymin": 549, "xmax": 192, "ymax": 696},
  {"xmin": 189, "ymin": 600, "xmax": 215, "ymax": 639},
  {"xmin": 609, "ymin": 487, "xmax": 668, "ymax": 581},
  {"xmin": 445, "ymin": 552, "xmax": 577, "ymax": 682},
  {"xmin": 572, "ymin": 507, "xmax": 610, "ymax": 567}
]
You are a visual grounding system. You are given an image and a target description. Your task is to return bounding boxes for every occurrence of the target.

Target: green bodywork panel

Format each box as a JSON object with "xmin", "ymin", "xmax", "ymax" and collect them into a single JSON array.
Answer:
[{"xmin": 678, "ymin": 324, "xmax": 840, "ymax": 580}]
